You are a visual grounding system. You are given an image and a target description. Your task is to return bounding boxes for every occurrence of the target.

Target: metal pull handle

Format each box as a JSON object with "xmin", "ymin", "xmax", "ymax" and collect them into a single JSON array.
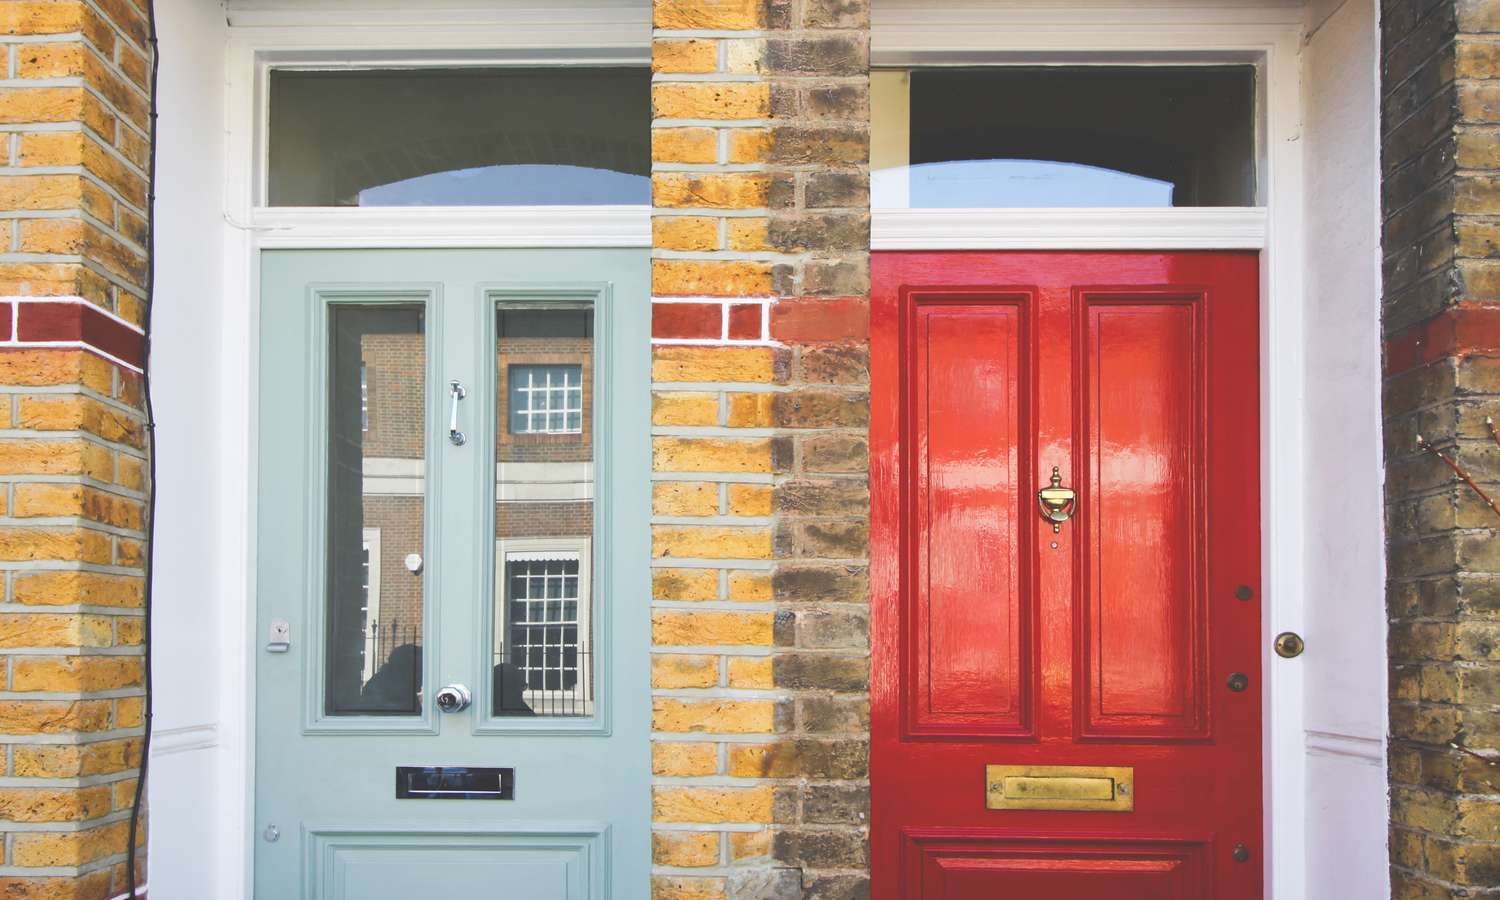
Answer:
[
  {"xmin": 448, "ymin": 380, "xmax": 467, "ymax": 446},
  {"xmin": 1037, "ymin": 466, "xmax": 1077, "ymax": 533}
]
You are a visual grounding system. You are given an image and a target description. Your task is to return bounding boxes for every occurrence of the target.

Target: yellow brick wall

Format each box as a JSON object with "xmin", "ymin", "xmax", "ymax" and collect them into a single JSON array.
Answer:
[
  {"xmin": 0, "ymin": 1, "xmax": 152, "ymax": 895},
  {"xmin": 651, "ymin": 1, "xmax": 871, "ymax": 896}
]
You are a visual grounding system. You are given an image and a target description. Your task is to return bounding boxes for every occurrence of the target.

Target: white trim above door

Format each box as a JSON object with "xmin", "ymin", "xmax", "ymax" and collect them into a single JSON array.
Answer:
[{"xmin": 872, "ymin": 208, "xmax": 1269, "ymax": 250}]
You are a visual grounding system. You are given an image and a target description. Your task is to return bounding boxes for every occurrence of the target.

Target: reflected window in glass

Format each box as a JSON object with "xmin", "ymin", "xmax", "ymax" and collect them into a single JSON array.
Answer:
[
  {"xmin": 510, "ymin": 365, "xmax": 583, "ymax": 435},
  {"xmin": 494, "ymin": 304, "xmax": 596, "ymax": 718}
]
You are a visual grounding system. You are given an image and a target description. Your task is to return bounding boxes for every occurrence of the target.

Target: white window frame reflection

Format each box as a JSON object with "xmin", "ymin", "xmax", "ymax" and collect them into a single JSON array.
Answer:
[
  {"xmin": 360, "ymin": 527, "xmax": 382, "ymax": 683},
  {"xmin": 493, "ymin": 537, "xmax": 593, "ymax": 717},
  {"xmin": 509, "ymin": 364, "xmax": 584, "ymax": 435}
]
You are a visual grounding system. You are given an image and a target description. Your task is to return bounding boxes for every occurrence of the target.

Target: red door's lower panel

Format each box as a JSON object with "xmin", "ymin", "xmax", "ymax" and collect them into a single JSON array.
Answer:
[{"xmin": 905, "ymin": 832, "xmax": 1210, "ymax": 900}]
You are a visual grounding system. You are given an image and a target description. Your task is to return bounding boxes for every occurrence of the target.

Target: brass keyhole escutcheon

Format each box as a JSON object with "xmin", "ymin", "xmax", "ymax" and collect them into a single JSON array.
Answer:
[
  {"xmin": 1226, "ymin": 672, "xmax": 1249, "ymax": 693},
  {"xmin": 1274, "ymin": 631, "xmax": 1305, "ymax": 659},
  {"xmin": 1037, "ymin": 466, "xmax": 1077, "ymax": 534}
]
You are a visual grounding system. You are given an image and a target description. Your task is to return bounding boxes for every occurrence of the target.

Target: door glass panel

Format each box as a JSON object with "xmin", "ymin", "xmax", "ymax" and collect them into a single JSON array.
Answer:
[
  {"xmin": 871, "ymin": 66, "xmax": 1257, "ymax": 208},
  {"xmin": 326, "ymin": 305, "xmax": 425, "ymax": 716},
  {"xmin": 267, "ymin": 68, "xmax": 651, "ymax": 207},
  {"xmin": 494, "ymin": 304, "xmax": 595, "ymax": 717}
]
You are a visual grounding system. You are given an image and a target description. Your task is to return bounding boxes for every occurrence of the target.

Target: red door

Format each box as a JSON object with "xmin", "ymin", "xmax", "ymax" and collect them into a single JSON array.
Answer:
[{"xmin": 870, "ymin": 252, "xmax": 1262, "ymax": 900}]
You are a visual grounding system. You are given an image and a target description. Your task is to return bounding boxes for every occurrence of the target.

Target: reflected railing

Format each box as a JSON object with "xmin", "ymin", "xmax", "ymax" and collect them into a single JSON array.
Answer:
[{"xmin": 493, "ymin": 646, "xmax": 593, "ymax": 718}]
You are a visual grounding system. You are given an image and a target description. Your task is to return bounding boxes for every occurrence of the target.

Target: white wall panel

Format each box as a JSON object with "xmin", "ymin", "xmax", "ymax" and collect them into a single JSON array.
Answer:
[
  {"xmin": 149, "ymin": 0, "xmax": 231, "ymax": 896},
  {"xmin": 1301, "ymin": 0, "xmax": 1389, "ymax": 895}
]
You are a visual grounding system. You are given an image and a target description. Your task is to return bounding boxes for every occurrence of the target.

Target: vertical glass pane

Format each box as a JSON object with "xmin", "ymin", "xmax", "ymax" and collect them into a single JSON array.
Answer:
[
  {"xmin": 493, "ymin": 305, "xmax": 594, "ymax": 717},
  {"xmin": 327, "ymin": 305, "xmax": 425, "ymax": 716},
  {"xmin": 267, "ymin": 68, "xmax": 650, "ymax": 207}
]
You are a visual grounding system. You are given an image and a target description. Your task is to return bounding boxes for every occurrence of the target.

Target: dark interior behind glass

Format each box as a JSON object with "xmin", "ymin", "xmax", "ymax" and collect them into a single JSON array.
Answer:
[
  {"xmin": 909, "ymin": 66, "xmax": 1256, "ymax": 207},
  {"xmin": 269, "ymin": 67, "xmax": 651, "ymax": 207}
]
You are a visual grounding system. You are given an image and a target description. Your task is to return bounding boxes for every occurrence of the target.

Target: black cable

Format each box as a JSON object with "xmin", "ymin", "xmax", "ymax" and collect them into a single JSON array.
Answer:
[{"xmin": 125, "ymin": 0, "xmax": 159, "ymax": 895}]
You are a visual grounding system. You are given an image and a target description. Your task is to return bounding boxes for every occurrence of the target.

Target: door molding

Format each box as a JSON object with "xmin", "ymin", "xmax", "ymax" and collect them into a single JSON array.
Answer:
[
  {"xmin": 302, "ymin": 822, "xmax": 610, "ymax": 900},
  {"xmin": 870, "ymin": 3, "xmax": 1319, "ymax": 898},
  {"xmin": 475, "ymin": 283, "xmax": 617, "ymax": 737},
  {"xmin": 297, "ymin": 283, "xmax": 445, "ymax": 735}
]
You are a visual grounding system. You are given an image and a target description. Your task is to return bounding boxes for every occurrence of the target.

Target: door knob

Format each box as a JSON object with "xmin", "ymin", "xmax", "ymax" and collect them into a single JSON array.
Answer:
[
  {"xmin": 1037, "ymin": 466, "xmax": 1077, "ymax": 533},
  {"xmin": 434, "ymin": 684, "xmax": 472, "ymax": 713}
]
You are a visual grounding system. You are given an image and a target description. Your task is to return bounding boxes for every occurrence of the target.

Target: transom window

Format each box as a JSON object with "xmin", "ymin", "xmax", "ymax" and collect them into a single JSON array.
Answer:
[
  {"xmin": 266, "ymin": 67, "xmax": 650, "ymax": 207},
  {"xmin": 508, "ymin": 365, "xmax": 583, "ymax": 434},
  {"xmin": 872, "ymin": 66, "xmax": 1257, "ymax": 209}
]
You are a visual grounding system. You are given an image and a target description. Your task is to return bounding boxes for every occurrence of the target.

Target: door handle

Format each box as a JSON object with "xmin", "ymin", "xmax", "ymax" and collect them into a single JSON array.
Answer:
[
  {"xmin": 448, "ymin": 380, "xmax": 467, "ymax": 446},
  {"xmin": 434, "ymin": 683, "xmax": 472, "ymax": 713},
  {"xmin": 1037, "ymin": 466, "xmax": 1077, "ymax": 533}
]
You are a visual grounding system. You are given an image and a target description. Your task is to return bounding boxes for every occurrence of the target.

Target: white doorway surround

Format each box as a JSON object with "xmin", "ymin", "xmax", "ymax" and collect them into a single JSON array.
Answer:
[
  {"xmin": 870, "ymin": 1, "xmax": 1387, "ymax": 898},
  {"xmin": 149, "ymin": 2, "xmax": 651, "ymax": 898},
  {"xmin": 147, "ymin": 0, "xmax": 1384, "ymax": 897}
]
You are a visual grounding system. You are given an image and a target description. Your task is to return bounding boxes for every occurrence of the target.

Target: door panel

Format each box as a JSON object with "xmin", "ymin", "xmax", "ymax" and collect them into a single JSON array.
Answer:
[
  {"xmin": 1080, "ymin": 296, "xmax": 1206, "ymax": 738},
  {"xmin": 256, "ymin": 249, "xmax": 650, "ymax": 899},
  {"xmin": 306, "ymin": 826, "xmax": 604, "ymax": 900},
  {"xmin": 871, "ymin": 252, "xmax": 1261, "ymax": 900},
  {"xmin": 905, "ymin": 833, "xmax": 1211, "ymax": 899},
  {"xmin": 909, "ymin": 298, "xmax": 1031, "ymax": 736}
]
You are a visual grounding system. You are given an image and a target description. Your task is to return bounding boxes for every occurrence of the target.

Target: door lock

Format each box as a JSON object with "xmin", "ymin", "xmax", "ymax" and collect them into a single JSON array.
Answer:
[
  {"xmin": 1037, "ymin": 466, "xmax": 1077, "ymax": 533},
  {"xmin": 435, "ymin": 683, "xmax": 472, "ymax": 714},
  {"xmin": 1274, "ymin": 631, "xmax": 1305, "ymax": 658},
  {"xmin": 266, "ymin": 618, "xmax": 290, "ymax": 653}
]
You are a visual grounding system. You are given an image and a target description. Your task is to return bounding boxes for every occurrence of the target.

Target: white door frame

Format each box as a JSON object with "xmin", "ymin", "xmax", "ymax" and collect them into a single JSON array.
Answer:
[
  {"xmin": 871, "ymin": 2, "xmax": 1340, "ymax": 897},
  {"xmin": 213, "ymin": 6, "xmax": 652, "ymax": 897}
]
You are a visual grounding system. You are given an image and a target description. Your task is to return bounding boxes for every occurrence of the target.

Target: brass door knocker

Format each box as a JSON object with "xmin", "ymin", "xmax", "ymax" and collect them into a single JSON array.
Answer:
[{"xmin": 1037, "ymin": 466, "xmax": 1077, "ymax": 533}]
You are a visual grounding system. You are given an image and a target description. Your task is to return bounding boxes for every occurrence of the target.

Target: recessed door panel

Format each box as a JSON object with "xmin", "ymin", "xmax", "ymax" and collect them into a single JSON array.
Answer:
[
  {"xmin": 905, "ymin": 833, "xmax": 1209, "ymax": 900},
  {"xmin": 1080, "ymin": 296, "xmax": 1207, "ymax": 738},
  {"xmin": 307, "ymin": 827, "xmax": 603, "ymax": 900},
  {"xmin": 908, "ymin": 296, "xmax": 1031, "ymax": 736}
]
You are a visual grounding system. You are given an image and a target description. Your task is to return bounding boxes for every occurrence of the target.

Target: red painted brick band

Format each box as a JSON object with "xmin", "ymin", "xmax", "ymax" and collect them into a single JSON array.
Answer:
[
  {"xmin": 652, "ymin": 298, "xmax": 772, "ymax": 344},
  {"xmin": 770, "ymin": 296, "xmax": 869, "ymax": 343},
  {"xmin": 0, "ymin": 299, "xmax": 146, "ymax": 371},
  {"xmin": 1384, "ymin": 304, "xmax": 1500, "ymax": 375}
]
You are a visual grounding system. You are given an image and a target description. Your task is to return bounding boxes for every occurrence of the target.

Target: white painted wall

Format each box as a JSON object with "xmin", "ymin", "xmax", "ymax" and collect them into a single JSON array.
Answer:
[
  {"xmin": 147, "ymin": 0, "xmax": 229, "ymax": 896},
  {"xmin": 1301, "ymin": 0, "xmax": 1390, "ymax": 895}
]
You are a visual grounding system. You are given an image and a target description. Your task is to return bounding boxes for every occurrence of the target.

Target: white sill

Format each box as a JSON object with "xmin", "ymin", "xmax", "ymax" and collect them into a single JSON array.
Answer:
[{"xmin": 872, "ymin": 207, "xmax": 1269, "ymax": 250}]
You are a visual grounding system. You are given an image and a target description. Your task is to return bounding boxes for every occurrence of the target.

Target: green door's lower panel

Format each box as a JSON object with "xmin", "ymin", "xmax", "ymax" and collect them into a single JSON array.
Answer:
[{"xmin": 307, "ymin": 826, "xmax": 606, "ymax": 900}]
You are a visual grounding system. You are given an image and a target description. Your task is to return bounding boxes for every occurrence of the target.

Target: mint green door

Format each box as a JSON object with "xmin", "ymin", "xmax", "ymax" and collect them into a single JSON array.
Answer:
[{"xmin": 255, "ymin": 249, "xmax": 650, "ymax": 899}]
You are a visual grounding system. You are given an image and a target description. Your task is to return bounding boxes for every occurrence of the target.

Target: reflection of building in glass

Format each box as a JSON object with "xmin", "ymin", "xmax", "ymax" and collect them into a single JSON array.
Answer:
[
  {"xmin": 348, "ymin": 306, "xmax": 595, "ymax": 718},
  {"xmin": 353, "ymin": 325, "xmax": 426, "ymax": 714},
  {"xmin": 494, "ymin": 307, "xmax": 594, "ymax": 717}
]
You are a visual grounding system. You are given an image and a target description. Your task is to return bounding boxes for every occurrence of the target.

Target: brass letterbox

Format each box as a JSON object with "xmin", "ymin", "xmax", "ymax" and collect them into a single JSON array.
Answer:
[{"xmin": 985, "ymin": 765, "xmax": 1134, "ymax": 812}]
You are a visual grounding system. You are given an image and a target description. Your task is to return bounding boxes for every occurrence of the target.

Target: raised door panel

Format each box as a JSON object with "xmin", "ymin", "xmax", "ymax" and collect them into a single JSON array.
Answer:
[
  {"xmin": 905, "ymin": 295, "xmax": 1032, "ymax": 737},
  {"xmin": 307, "ymin": 827, "xmax": 603, "ymax": 900},
  {"xmin": 1078, "ymin": 294, "xmax": 1207, "ymax": 739},
  {"xmin": 906, "ymin": 833, "xmax": 1209, "ymax": 900}
]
